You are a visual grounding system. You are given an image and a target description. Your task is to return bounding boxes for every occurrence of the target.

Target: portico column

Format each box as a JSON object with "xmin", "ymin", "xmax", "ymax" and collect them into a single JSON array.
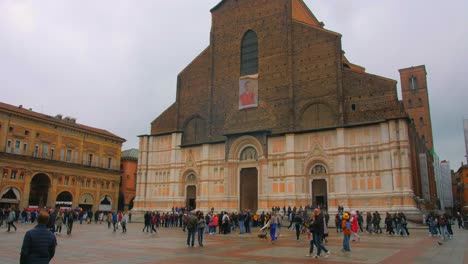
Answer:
[
  {"xmin": 21, "ymin": 171, "xmax": 33, "ymax": 209},
  {"xmin": 47, "ymin": 174, "xmax": 58, "ymax": 208}
]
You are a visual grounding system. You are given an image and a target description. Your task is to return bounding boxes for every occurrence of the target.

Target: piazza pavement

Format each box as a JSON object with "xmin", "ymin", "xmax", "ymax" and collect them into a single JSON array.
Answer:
[{"xmin": 0, "ymin": 220, "xmax": 467, "ymax": 264}]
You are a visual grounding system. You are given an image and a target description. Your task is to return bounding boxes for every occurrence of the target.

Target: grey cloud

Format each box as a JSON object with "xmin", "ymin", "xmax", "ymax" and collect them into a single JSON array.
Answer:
[{"xmin": 1, "ymin": 0, "xmax": 467, "ymax": 169}]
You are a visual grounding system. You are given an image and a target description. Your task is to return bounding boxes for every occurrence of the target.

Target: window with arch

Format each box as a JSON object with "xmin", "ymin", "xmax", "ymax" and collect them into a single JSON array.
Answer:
[
  {"xmin": 311, "ymin": 164, "xmax": 327, "ymax": 174},
  {"xmin": 240, "ymin": 146, "xmax": 258, "ymax": 161},
  {"xmin": 409, "ymin": 76, "xmax": 418, "ymax": 90},
  {"xmin": 182, "ymin": 117, "xmax": 206, "ymax": 145},
  {"xmin": 240, "ymin": 30, "xmax": 258, "ymax": 76}
]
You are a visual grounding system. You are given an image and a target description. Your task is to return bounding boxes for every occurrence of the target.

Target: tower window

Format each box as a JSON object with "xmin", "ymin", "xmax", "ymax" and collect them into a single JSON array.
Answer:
[
  {"xmin": 240, "ymin": 30, "xmax": 258, "ymax": 76},
  {"xmin": 408, "ymin": 99, "xmax": 412, "ymax": 108},
  {"xmin": 409, "ymin": 76, "xmax": 418, "ymax": 90},
  {"xmin": 351, "ymin": 104, "xmax": 356, "ymax": 111},
  {"xmin": 419, "ymin": 117, "xmax": 424, "ymax": 125},
  {"xmin": 418, "ymin": 98, "xmax": 423, "ymax": 106}
]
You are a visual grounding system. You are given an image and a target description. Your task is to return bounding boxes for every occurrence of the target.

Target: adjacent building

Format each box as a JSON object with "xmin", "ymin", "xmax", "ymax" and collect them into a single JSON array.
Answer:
[
  {"xmin": 0, "ymin": 102, "xmax": 125, "ymax": 212},
  {"xmin": 465, "ymin": 119, "xmax": 468, "ymax": 164},
  {"xmin": 439, "ymin": 160, "xmax": 453, "ymax": 212},
  {"xmin": 134, "ymin": 0, "xmax": 436, "ymax": 216},
  {"xmin": 454, "ymin": 164, "xmax": 468, "ymax": 209},
  {"xmin": 119, "ymin": 148, "xmax": 138, "ymax": 211}
]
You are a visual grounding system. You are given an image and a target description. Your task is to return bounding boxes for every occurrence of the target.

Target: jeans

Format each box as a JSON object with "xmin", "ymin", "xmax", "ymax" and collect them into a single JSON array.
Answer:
[
  {"xmin": 343, "ymin": 234, "xmax": 351, "ymax": 251},
  {"xmin": 270, "ymin": 223, "xmax": 277, "ymax": 241},
  {"xmin": 7, "ymin": 221, "xmax": 16, "ymax": 231},
  {"xmin": 197, "ymin": 227, "xmax": 204, "ymax": 246},
  {"xmin": 314, "ymin": 232, "xmax": 328, "ymax": 256},
  {"xmin": 295, "ymin": 224, "xmax": 301, "ymax": 240},
  {"xmin": 308, "ymin": 234, "xmax": 315, "ymax": 254},
  {"xmin": 239, "ymin": 220, "xmax": 245, "ymax": 233},
  {"xmin": 245, "ymin": 222, "xmax": 251, "ymax": 233},
  {"xmin": 187, "ymin": 230, "xmax": 196, "ymax": 246},
  {"xmin": 440, "ymin": 225, "xmax": 449, "ymax": 239}
]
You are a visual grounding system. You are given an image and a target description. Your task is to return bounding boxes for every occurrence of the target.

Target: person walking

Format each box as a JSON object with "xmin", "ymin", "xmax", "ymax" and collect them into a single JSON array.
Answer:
[
  {"xmin": 6, "ymin": 208, "xmax": 17, "ymax": 232},
  {"xmin": 20, "ymin": 211, "xmax": 57, "ymax": 264},
  {"xmin": 311, "ymin": 209, "xmax": 330, "ymax": 258},
  {"xmin": 121, "ymin": 212, "xmax": 128, "ymax": 233},
  {"xmin": 112, "ymin": 211, "xmax": 118, "ymax": 232},
  {"xmin": 55, "ymin": 211, "xmax": 64, "ymax": 234},
  {"xmin": 350, "ymin": 211, "xmax": 360, "ymax": 241},
  {"xmin": 291, "ymin": 213, "xmax": 303, "ymax": 240},
  {"xmin": 151, "ymin": 212, "xmax": 157, "ymax": 233},
  {"xmin": 269, "ymin": 213, "xmax": 278, "ymax": 244},
  {"xmin": 107, "ymin": 212, "xmax": 112, "ymax": 229},
  {"xmin": 306, "ymin": 214, "xmax": 316, "ymax": 257},
  {"xmin": 65, "ymin": 210, "xmax": 75, "ymax": 236},
  {"xmin": 142, "ymin": 212, "xmax": 151, "ymax": 233}
]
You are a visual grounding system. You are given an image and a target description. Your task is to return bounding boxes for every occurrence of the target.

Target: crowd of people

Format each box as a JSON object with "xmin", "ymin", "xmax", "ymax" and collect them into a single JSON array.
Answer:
[{"xmin": 2, "ymin": 204, "xmax": 467, "ymax": 262}]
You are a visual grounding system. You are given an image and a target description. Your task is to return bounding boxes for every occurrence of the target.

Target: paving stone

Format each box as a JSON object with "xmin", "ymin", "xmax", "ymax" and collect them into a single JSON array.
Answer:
[{"xmin": 0, "ymin": 222, "xmax": 467, "ymax": 263}]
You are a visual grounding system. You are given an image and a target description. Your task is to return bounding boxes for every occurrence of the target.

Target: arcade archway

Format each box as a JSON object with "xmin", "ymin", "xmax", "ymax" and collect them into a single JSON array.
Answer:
[
  {"xmin": 99, "ymin": 195, "xmax": 112, "ymax": 212},
  {"xmin": 55, "ymin": 191, "xmax": 73, "ymax": 209},
  {"xmin": 29, "ymin": 173, "xmax": 51, "ymax": 208},
  {"xmin": 0, "ymin": 187, "xmax": 20, "ymax": 208}
]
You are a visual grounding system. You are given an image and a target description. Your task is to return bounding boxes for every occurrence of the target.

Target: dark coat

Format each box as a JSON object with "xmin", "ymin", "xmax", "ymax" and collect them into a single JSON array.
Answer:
[
  {"xmin": 20, "ymin": 224, "xmax": 57, "ymax": 264},
  {"xmin": 312, "ymin": 214, "xmax": 325, "ymax": 235}
]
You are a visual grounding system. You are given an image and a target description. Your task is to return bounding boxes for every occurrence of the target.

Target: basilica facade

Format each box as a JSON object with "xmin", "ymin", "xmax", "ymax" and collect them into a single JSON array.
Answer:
[{"xmin": 133, "ymin": 0, "xmax": 436, "ymax": 216}]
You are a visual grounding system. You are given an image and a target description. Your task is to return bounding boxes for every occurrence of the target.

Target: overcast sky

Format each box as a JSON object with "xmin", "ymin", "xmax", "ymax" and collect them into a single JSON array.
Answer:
[{"xmin": 1, "ymin": 0, "xmax": 467, "ymax": 170}]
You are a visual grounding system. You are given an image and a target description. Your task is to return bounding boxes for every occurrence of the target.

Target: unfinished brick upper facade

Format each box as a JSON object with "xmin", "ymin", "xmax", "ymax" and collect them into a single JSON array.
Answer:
[
  {"xmin": 151, "ymin": 0, "xmax": 405, "ymax": 141},
  {"xmin": 135, "ymin": 0, "xmax": 436, "ymax": 217}
]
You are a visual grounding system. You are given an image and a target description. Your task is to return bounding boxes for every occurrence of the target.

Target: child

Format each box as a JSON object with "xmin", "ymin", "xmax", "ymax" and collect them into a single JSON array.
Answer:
[{"xmin": 342, "ymin": 212, "xmax": 352, "ymax": 252}]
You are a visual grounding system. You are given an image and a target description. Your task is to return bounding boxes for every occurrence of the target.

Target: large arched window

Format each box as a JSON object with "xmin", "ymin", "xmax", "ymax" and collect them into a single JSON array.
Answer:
[
  {"xmin": 240, "ymin": 30, "xmax": 258, "ymax": 76},
  {"xmin": 182, "ymin": 117, "xmax": 206, "ymax": 145}
]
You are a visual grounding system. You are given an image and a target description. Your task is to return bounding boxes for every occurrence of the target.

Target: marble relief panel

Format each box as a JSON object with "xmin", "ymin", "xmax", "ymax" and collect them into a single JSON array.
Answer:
[
  {"xmin": 270, "ymin": 137, "xmax": 285, "ymax": 154},
  {"xmin": 210, "ymin": 144, "xmax": 225, "ymax": 160}
]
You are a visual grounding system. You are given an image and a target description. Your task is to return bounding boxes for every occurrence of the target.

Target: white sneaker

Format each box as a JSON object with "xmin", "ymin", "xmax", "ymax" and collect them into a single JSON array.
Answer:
[{"xmin": 325, "ymin": 251, "xmax": 330, "ymax": 258}]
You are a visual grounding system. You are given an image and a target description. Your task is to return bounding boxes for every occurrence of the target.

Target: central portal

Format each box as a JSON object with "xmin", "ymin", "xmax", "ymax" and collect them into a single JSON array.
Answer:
[
  {"xmin": 186, "ymin": 185, "xmax": 196, "ymax": 210},
  {"xmin": 311, "ymin": 179, "xmax": 328, "ymax": 209},
  {"xmin": 240, "ymin": 167, "xmax": 258, "ymax": 212}
]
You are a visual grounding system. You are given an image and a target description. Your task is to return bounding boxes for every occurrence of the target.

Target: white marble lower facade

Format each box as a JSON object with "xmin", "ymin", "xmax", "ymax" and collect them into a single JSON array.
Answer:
[{"xmin": 133, "ymin": 119, "xmax": 419, "ymax": 216}]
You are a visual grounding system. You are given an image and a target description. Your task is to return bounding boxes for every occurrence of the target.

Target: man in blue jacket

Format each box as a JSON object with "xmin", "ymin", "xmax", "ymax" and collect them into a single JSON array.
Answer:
[{"xmin": 20, "ymin": 211, "xmax": 57, "ymax": 264}]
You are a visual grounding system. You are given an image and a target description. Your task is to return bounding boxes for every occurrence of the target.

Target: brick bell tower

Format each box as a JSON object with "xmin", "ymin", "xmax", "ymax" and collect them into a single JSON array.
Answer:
[{"xmin": 399, "ymin": 65, "xmax": 434, "ymax": 150}]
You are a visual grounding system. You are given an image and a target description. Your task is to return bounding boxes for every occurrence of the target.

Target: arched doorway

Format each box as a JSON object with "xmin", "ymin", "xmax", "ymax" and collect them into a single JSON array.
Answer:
[
  {"xmin": 310, "ymin": 164, "xmax": 328, "ymax": 209},
  {"xmin": 239, "ymin": 146, "xmax": 258, "ymax": 212},
  {"xmin": 99, "ymin": 195, "xmax": 112, "ymax": 212},
  {"xmin": 0, "ymin": 187, "xmax": 20, "ymax": 208},
  {"xmin": 240, "ymin": 167, "xmax": 258, "ymax": 212},
  {"xmin": 79, "ymin": 193, "xmax": 94, "ymax": 212},
  {"xmin": 29, "ymin": 173, "xmax": 51, "ymax": 208},
  {"xmin": 55, "ymin": 191, "xmax": 73, "ymax": 210},
  {"xmin": 186, "ymin": 186, "xmax": 196, "ymax": 210},
  {"xmin": 185, "ymin": 173, "xmax": 197, "ymax": 210}
]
